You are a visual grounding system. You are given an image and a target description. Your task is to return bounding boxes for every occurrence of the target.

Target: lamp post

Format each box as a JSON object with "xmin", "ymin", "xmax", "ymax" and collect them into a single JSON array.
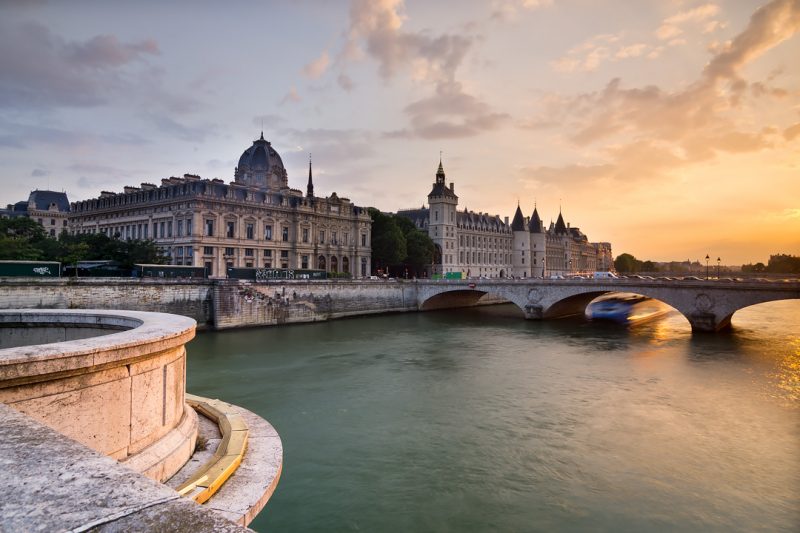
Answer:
[
  {"xmin": 705, "ymin": 254, "xmax": 710, "ymax": 280},
  {"xmin": 717, "ymin": 257, "xmax": 721, "ymax": 279}
]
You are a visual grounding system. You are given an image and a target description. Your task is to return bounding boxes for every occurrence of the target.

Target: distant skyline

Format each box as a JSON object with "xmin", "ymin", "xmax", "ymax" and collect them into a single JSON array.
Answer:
[{"xmin": 1, "ymin": 0, "xmax": 798, "ymax": 264}]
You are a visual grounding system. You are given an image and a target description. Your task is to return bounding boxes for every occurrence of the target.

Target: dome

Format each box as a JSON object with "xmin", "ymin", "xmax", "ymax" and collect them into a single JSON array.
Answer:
[{"xmin": 234, "ymin": 133, "xmax": 288, "ymax": 189}]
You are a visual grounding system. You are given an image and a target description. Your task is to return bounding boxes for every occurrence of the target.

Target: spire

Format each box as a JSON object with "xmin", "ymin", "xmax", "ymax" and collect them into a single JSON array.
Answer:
[
  {"xmin": 306, "ymin": 154, "xmax": 314, "ymax": 197},
  {"xmin": 259, "ymin": 131, "xmax": 264, "ymax": 141},
  {"xmin": 436, "ymin": 152, "xmax": 445, "ymax": 184}
]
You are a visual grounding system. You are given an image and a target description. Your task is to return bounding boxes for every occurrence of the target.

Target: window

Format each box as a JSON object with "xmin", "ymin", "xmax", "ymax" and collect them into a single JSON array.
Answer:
[
  {"xmin": 205, "ymin": 219, "xmax": 214, "ymax": 237},
  {"xmin": 263, "ymin": 249, "xmax": 272, "ymax": 258},
  {"xmin": 282, "ymin": 227, "xmax": 289, "ymax": 241},
  {"xmin": 176, "ymin": 247, "xmax": 184, "ymax": 257},
  {"xmin": 434, "ymin": 210, "xmax": 438, "ymax": 221},
  {"xmin": 361, "ymin": 233, "xmax": 367, "ymax": 246},
  {"xmin": 319, "ymin": 230, "xmax": 325, "ymax": 244},
  {"xmin": 50, "ymin": 219, "xmax": 55, "ymax": 226},
  {"xmin": 280, "ymin": 250, "xmax": 289, "ymax": 259},
  {"xmin": 343, "ymin": 233, "xmax": 348, "ymax": 245},
  {"xmin": 332, "ymin": 231, "xmax": 337, "ymax": 244},
  {"xmin": 245, "ymin": 248, "xmax": 254, "ymax": 257},
  {"xmin": 177, "ymin": 220, "xmax": 184, "ymax": 237},
  {"xmin": 186, "ymin": 219, "xmax": 192, "ymax": 236},
  {"xmin": 301, "ymin": 255, "xmax": 309, "ymax": 269},
  {"xmin": 264, "ymin": 225, "xmax": 273, "ymax": 240},
  {"xmin": 203, "ymin": 246, "xmax": 213, "ymax": 255},
  {"xmin": 226, "ymin": 221, "xmax": 235, "ymax": 238},
  {"xmin": 167, "ymin": 221, "xmax": 172, "ymax": 238},
  {"xmin": 204, "ymin": 262, "xmax": 212, "ymax": 275},
  {"xmin": 280, "ymin": 250, "xmax": 289, "ymax": 268},
  {"xmin": 159, "ymin": 221, "xmax": 165, "ymax": 238},
  {"xmin": 302, "ymin": 228, "xmax": 309, "ymax": 243},
  {"xmin": 246, "ymin": 223, "xmax": 254, "ymax": 239},
  {"xmin": 224, "ymin": 247, "xmax": 234, "ymax": 256}
]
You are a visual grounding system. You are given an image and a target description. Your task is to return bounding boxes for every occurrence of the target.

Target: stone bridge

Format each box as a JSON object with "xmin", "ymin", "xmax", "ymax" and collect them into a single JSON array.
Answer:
[{"xmin": 415, "ymin": 278, "xmax": 800, "ymax": 332}]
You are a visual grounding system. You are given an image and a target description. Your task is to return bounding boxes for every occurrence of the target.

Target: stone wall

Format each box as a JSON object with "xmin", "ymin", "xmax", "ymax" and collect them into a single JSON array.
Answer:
[
  {"xmin": 211, "ymin": 280, "xmax": 419, "ymax": 329},
  {"xmin": 0, "ymin": 278, "xmax": 213, "ymax": 328}
]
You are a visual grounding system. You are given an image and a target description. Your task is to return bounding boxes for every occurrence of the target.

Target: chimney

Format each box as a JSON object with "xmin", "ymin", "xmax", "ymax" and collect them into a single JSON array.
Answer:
[
  {"xmin": 100, "ymin": 191, "xmax": 116, "ymax": 198},
  {"xmin": 123, "ymin": 186, "xmax": 140, "ymax": 194},
  {"xmin": 449, "ymin": 182, "xmax": 454, "ymax": 192},
  {"xmin": 140, "ymin": 183, "xmax": 156, "ymax": 190},
  {"xmin": 504, "ymin": 216, "xmax": 509, "ymax": 225}
]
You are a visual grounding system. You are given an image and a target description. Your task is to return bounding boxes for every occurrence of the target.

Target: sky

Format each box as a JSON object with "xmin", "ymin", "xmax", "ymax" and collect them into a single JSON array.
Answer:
[{"xmin": 1, "ymin": 0, "xmax": 798, "ymax": 265}]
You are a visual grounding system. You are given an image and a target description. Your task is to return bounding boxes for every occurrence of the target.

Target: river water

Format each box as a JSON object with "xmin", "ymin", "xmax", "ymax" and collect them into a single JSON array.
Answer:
[{"xmin": 186, "ymin": 301, "xmax": 800, "ymax": 532}]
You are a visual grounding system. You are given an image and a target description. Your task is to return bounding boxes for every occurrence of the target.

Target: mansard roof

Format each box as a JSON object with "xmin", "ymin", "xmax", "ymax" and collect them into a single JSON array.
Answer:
[{"xmin": 28, "ymin": 190, "xmax": 70, "ymax": 212}]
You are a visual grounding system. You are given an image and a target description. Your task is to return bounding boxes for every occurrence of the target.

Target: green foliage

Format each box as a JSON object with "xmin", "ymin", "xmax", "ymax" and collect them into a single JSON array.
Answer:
[
  {"xmin": 0, "ymin": 219, "xmax": 165, "ymax": 268},
  {"xmin": 641, "ymin": 260, "xmax": 659, "ymax": 272},
  {"xmin": 614, "ymin": 253, "xmax": 639, "ymax": 273},
  {"xmin": 368, "ymin": 208, "xmax": 435, "ymax": 277},
  {"xmin": 369, "ymin": 208, "xmax": 406, "ymax": 271}
]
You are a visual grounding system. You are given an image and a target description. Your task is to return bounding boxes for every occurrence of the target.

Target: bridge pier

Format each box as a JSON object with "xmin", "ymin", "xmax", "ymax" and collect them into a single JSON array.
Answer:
[
  {"xmin": 686, "ymin": 312, "xmax": 732, "ymax": 333},
  {"xmin": 524, "ymin": 304, "xmax": 544, "ymax": 320}
]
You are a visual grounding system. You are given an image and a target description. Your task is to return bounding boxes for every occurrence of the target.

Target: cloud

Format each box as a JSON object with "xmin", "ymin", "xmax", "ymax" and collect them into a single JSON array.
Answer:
[
  {"xmin": 0, "ymin": 21, "xmax": 162, "ymax": 110},
  {"xmin": 784, "ymin": 122, "xmax": 800, "ymax": 141},
  {"xmin": 490, "ymin": 0, "xmax": 553, "ymax": 21},
  {"xmin": 391, "ymin": 81, "xmax": 510, "ymax": 139},
  {"xmin": 523, "ymin": 0, "xmax": 799, "ymax": 193},
  {"xmin": 337, "ymin": 0, "xmax": 506, "ymax": 139},
  {"xmin": 551, "ymin": 33, "xmax": 663, "ymax": 72},
  {"xmin": 703, "ymin": 0, "xmax": 800, "ymax": 83},
  {"xmin": 303, "ymin": 50, "xmax": 330, "ymax": 79},
  {"xmin": 280, "ymin": 86, "xmax": 302, "ymax": 105},
  {"xmin": 30, "ymin": 168, "xmax": 49, "ymax": 177},
  {"xmin": 62, "ymin": 34, "xmax": 159, "ymax": 69},
  {"xmin": 337, "ymin": 73, "xmax": 354, "ymax": 91},
  {"xmin": 657, "ymin": 3, "xmax": 721, "ymax": 41}
]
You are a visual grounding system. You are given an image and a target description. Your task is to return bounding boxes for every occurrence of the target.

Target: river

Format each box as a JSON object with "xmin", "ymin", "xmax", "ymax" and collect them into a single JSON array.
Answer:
[{"xmin": 186, "ymin": 300, "xmax": 800, "ymax": 532}]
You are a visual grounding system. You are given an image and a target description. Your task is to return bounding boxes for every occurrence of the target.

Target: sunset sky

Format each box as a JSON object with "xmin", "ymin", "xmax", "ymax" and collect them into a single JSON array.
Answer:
[{"xmin": 1, "ymin": 0, "xmax": 798, "ymax": 264}]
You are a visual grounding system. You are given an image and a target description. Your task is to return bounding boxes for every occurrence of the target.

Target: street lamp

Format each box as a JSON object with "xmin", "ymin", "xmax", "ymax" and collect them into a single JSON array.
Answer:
[
  {"xmin": 705, "ymin": 254, "xmax": 710, "ymax": 280},
  {"xmin": 717, "ymin": 257, "xmax": 721, "ymax": 279}
]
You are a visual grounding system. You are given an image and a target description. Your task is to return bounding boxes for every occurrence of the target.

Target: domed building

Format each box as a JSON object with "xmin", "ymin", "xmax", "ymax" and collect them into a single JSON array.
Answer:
[
  {"xmin": 234, "ymin": 133, "xmax": 289, "ymax": 190},
  {"xmin": 68, "ymin": 134, "xmax": 372, "ymax": 277}
]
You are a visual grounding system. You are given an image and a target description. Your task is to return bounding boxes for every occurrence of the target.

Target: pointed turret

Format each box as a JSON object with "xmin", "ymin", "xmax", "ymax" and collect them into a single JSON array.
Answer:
[
  {"xmin": 529, "ymin": 206, "xmax": 543, "ymax": 233},
  {"xmin": 306, "ymin": 154, "xmax": 314, "ymax": 197},
  {"xmin": 428, "ymin": 157, "xmax": 457, "ymax": 200},
  {"xmin": 554, "ymin": 210, "xmax": 567, "ymax": 234},
  {"xmin": 511, "ymin": 204, "xmax": 526, "ymax": 231},
  {"xmin": 436, "ymin": 156, "xmax": 445, "ymax": 185}
]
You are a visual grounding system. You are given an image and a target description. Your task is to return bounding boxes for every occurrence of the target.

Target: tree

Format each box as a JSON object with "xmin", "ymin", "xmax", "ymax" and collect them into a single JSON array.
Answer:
[
  {"xmin": 641, "ymin": 260, "xmax": 658, "ymax": 272},
  {"xmin": 368, "ymin": 208, "xmax": 406, "ymax": 274},
  {"xmin": 614, "ymin": 253, "xmax": 639, "ymax": 273}
]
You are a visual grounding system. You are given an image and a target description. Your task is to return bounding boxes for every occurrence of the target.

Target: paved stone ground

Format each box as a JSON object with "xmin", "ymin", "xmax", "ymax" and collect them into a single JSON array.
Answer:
[{"xmin": 0, "ymin": 403, "xmax": 252, "ymax": 532}]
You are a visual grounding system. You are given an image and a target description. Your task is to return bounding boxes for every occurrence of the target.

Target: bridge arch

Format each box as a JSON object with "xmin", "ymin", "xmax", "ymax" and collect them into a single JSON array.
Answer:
[{"xmin": 414, "ymin": 280, "xmax": 800, "ymax": 333}]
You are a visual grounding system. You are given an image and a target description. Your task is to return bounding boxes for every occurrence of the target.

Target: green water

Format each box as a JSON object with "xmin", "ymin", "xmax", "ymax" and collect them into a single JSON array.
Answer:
[{"xmin": 186, "ymin": 302, "xmax": 800, "ymax": 532}]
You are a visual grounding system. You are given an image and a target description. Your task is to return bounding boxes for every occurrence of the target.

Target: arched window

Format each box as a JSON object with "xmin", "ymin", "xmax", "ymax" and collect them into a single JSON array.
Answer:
[
  {"xmin": 342, "ymin": 257, "xmax": 350, "ymax": 273},
  {"xmin": 318, "ymin": 255, "xmax": 326, "ymax": 271},
  {"xmin": 331, "ymin": 256, "xmax": 339, "ymax": 272}
]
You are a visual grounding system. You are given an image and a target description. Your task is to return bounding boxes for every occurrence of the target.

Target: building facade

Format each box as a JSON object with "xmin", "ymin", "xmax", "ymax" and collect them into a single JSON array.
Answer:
[
  {"xmin": 1, "ymin": 190, "xmax": 70, "ymax": 238},
  {"xmin": 69, "ymin": 134, "xmax": 372, "ymax": 277},
  {"xmin": 398, "ymin": 161, "xmax": 612, "ymax": 278}
]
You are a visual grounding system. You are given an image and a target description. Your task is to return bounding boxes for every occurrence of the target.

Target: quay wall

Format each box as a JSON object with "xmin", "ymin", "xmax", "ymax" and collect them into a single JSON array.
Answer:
[
  {"xmin": 0, "ymin": 278, "xmax": 214, "ymax": 328},
  {"xmin": 0, "ymin": 279, "xmax": 511, "ymax": 330}
]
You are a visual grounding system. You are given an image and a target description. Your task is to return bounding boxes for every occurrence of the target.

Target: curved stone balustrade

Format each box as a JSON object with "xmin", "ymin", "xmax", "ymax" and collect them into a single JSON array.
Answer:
[{"xmin": 0, "ymin": 309, "xmax": 198, "ymax": 482}]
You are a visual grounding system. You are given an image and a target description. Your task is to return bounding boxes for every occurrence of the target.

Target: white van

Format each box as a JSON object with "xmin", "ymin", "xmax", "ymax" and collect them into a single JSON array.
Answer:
[{"xmin": 593, "ymin": 271, "xmax": 619, "ymax": 280}]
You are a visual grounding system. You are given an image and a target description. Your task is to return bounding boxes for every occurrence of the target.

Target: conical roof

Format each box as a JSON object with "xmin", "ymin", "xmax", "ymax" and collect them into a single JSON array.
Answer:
[
  {"xmin": 529, "ymin": 206, "xmax": 543, "ymax": 233},
  {"xmin": 511, "ymin": 204, "xmax": 526, "ymax": 231}
]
